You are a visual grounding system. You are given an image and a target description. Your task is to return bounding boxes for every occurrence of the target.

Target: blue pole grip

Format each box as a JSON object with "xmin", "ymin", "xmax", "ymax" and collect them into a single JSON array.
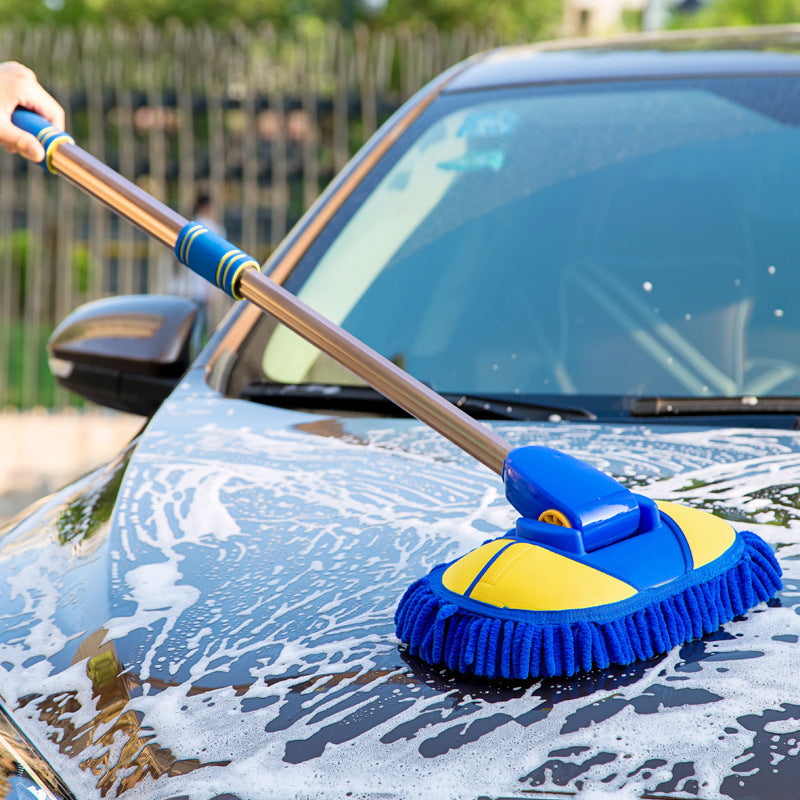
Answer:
[
  {"xmin": 10, "ymin": 108, "xmax": 74, "ymax": 173},
  {"xmin": 174, "ymin": 222, "xmax": 259, "ymax": 300}
]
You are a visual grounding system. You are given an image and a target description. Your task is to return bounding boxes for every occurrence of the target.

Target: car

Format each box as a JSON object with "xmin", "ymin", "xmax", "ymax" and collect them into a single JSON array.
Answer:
[{"xmin": 4, "ymin": 24, "xmax": 800, "ymax": 800}]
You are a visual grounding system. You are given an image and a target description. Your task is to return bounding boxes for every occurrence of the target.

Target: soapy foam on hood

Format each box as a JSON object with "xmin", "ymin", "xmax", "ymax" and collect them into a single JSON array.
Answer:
[{"xmin": 2, "ymin": 381, "xmax": 800, "ymax": 799}]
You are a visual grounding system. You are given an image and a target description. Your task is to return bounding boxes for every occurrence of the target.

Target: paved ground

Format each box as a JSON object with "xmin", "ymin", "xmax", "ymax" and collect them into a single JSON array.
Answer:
[{"xmin": 0, "ymin": 409, "xmax": 145, "ymax": 526}]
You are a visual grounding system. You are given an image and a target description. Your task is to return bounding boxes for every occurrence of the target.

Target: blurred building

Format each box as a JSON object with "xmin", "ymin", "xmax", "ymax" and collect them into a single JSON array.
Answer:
[{"xmin": 563, "ymin": 0, "xmax": 707, "ymax": 36}]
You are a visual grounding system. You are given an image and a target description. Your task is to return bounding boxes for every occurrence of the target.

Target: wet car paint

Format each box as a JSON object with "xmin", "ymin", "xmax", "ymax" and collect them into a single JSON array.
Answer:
[{"xmin": 1, "ymin": 368, "xmax": 800, "ymax": 798}]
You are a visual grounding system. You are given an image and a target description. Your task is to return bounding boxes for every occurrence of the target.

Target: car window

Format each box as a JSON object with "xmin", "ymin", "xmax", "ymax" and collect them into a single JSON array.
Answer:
[{"xmin": 243, "ymin": 77, "xmax": 800, "ymax": 401}]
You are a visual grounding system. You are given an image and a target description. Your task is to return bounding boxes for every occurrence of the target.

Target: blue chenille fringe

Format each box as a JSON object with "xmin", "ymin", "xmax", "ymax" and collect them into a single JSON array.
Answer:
[{"xmin": 394, "ymin": 531, "xmax": 782, "ymax": 679}]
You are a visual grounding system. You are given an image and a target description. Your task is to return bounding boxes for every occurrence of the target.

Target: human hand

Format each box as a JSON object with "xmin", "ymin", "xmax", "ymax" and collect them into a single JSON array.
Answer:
[{"xmin": 0, "ymin": 61, "xmax": 64, "ymax": 162}]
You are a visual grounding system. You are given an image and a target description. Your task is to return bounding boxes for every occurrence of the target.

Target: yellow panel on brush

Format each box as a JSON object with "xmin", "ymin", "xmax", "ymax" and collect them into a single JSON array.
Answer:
[
  {"xmin": 656, "ymin": 500, "xmax": 735, "ymax": 568},
  {"xmin": 442, "ymin": 541, "xmax": 637, "ymax": 611},
  {"xmin": 440, "ymin": 538, "xmax": 516, "ymax": 595}
]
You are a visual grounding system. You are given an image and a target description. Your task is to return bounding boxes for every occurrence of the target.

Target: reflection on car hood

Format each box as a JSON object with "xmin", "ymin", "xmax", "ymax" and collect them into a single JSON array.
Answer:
[{"xmin": 2, "ymin": 369, "xmax": 800, "ymax": 799}]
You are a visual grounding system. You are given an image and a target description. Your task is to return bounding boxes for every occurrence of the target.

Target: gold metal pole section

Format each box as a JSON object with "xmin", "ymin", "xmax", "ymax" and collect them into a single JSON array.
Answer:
[
  {"xmin": 45, "ymin": 136, "xmax": 512, "ymax": 474},
  {"xmin": 49, "ymin": 144, "xmax": 186, "ymax": 248},
  {"xmin": 239, "ymin": 269, "xmax": 511, "ymax": 475}
]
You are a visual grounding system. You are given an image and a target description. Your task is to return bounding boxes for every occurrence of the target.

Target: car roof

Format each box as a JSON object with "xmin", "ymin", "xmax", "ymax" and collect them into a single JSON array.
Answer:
[{"xmin": 445, "ymin": 25, "xmax": 800, "ymax": 92}]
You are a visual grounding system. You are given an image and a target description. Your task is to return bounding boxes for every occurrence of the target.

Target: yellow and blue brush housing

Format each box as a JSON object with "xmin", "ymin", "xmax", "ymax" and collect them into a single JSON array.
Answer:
[{"xmin": 395, "ymin": 446, "xmax": 782, "ymax": 679}]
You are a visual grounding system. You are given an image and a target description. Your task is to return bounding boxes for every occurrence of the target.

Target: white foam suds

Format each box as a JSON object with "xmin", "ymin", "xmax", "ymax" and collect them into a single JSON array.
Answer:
[{"xmin": 3, "ymin": 384, "xmax": 800, "ymax": 798}]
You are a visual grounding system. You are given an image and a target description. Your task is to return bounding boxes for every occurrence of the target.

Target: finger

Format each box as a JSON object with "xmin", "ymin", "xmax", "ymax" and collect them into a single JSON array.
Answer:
[
  {"xmin": 16, "ymin": 132, "xmax": 45, "ymax": 162},
  {"xmin": 18, "ymin": 87, "xmax": 65, "ymax": 131},
  {"xmin": 0, "ymin": 120, "xmax": 45, "ymax": 161},
  {"xmin": 0, "ymin": 61, "xmax": 36, "ymax": 81}
]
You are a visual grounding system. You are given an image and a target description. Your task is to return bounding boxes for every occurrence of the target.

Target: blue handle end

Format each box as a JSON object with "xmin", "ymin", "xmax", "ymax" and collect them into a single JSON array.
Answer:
[{"xmin": 10, "ymin": 108, "xmax": 73, "ymax": 173}]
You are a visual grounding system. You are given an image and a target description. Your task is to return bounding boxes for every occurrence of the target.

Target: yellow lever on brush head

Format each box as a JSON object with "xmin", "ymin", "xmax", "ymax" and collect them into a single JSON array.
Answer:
[{"xmin": 11, "ymin": 108, "xmax": 782, "ymax": 680}]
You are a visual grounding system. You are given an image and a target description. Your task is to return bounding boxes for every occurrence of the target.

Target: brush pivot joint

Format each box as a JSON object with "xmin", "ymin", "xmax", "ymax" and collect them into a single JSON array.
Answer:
[{"xmin": 503, "ymin": 446, "xmax": 656, "ymax": 554}]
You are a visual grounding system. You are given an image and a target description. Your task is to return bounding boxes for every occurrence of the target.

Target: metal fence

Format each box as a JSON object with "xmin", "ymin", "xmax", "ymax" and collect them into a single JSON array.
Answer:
[{"xmin": 0, "ymin": 22, "xmax": 510, "ymax": 409}]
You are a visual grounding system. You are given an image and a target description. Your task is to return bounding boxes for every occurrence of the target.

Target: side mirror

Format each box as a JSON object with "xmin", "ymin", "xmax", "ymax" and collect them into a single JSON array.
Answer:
[{"xmin": 48, "ymin": 295, "xmax": 199, "ymax": 416}]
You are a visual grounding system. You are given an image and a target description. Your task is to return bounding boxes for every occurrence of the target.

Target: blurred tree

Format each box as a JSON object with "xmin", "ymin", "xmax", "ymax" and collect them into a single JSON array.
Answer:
[
  {"xmin": 0, "ymin": 0, "xmax": 561, "ymax": 37},
  {"xmin": 0, "ymin": 0, "xmax": 290, "ymax": 27},
  {"xmin": 373, "ymin": 0, "xmax": 562, "ymax": 38},
  {"xmin": 669, "ymin": 0, "xmax": 800, "ymax": 27}
]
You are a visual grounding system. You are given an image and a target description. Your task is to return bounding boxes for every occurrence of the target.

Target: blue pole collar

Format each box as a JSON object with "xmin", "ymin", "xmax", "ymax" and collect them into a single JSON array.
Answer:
[{"xmin": 174, "ymin": 222, "xmax": 259, "ymax": 300}]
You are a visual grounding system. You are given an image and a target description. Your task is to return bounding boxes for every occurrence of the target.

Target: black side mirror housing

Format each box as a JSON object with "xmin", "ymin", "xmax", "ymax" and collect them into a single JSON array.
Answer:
[{"xmin": 48, "ymin": 295, "xmax": 199, "ymax": 416}]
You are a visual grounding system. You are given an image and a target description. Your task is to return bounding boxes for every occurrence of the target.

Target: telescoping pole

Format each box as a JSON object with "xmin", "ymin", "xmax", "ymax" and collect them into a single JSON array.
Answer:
[{"xmin": 12, "ymin": 108, "xmax": 511, "ymax": 475}]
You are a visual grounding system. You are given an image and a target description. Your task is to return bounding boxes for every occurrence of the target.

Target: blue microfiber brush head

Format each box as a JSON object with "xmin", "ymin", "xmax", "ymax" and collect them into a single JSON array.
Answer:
[{"xmin": 395, "ymin": 446, "xmax": 782, "ymax": 679}]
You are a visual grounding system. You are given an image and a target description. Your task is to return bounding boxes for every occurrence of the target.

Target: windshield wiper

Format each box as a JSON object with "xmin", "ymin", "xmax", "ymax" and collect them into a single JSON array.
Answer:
[
  {"xmin": 446, "ymin": 392, "xmax": 596, "ymax": 421},
  {"xmin": 241, "ymin": 382, "xmax": 596, "ymax": 421},
  {"xmin": 632, "ymin": 396, "xmax": 800, "ymax": 417}
]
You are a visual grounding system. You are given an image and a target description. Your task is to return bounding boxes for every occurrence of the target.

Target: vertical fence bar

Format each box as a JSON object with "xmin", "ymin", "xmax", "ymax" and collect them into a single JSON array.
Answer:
[
  {"xmin": 0, "ymin": 135, "xmax": 13, "ymax": 408},
  {"xmin": 143, "ymin": 25, "xmax": 169, "ymax": 297},
  {"xmin": 333, "ymin": 26, "xmax": 351, "ymax": 175},
  {"xmin": 0, "ymin": 27, "xmax": 13, "ymax": 408},
  {"xmin": 207, "ymin": 31, "xmax": 227, "ymax": 223},
  {"xmin": 355, "ymin": 25, "xmax": 377, "ymax": 142},
  {"xmin": 202, "ymin": 27, "xmax": 232, "ymax": 331},
  {"xmin": 50, "ymin": 29, "xmax": 77, "ymax": 409},
  {"xmin": 237, "ymin": 27, "xmax": 259, "ymax": 258},
  {"xmin": 299, "ymin": 28, "xmax": 320, "ymax": 213},
  {"xmin": 398, "ymin": 26, "xmax": 415, "ymax": 100},
  {"xmin": 83, "ymin": 27, "xmax": 109, "ymax": 303},
  {"xmin": 204, "ymin": 27, "xmax": 227, "ymax": 223},
  {"xmin": 175, "ymin": 24, "xmax": 196, "ymax": 220},
  {"xmin": 293, "ymin": 31, "xmax": 311, "ymax": 226},
  {"xmin": 19, "ymin": 27, "xmax": 49, "ymax": 409},
  {"xmin": 111, "ymin": 28, "xmax": 142, "ymax": 291},
  {"xmin": 22, "ymin": 163, "xmax": 45, "ymax": 408},
  {"xmin": 373, "ymin": 29, "xmax": 395, "ymax": 124},
  {"xmin": 266, "ymin": 26, "xmax": 289, "ymax": 250},
  {"xmin": 114, "ymin": 31, "xmax": 134, "ymax": 297},
  {"xmin": 51, "ymin": 178, "xmax": 76, "ymax": 410}
]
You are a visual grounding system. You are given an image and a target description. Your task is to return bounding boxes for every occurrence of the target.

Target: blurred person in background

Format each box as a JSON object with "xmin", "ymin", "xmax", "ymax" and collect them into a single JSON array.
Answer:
[{"xmin": 0, "ymin": 61, "xmax": 64, "ymax": 160}]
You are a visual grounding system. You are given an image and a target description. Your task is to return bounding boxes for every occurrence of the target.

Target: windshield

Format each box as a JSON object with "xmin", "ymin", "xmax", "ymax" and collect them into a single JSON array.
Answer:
[{"xmin": 237, "ymin": 76, "xmax": 800, "ymax": 405}]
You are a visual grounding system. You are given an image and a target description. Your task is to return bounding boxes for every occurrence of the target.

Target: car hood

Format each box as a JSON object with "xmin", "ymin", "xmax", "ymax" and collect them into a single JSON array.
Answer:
[{"xmin": 2, "ymin": 369, "xmax": 800, "ymax": 799}]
